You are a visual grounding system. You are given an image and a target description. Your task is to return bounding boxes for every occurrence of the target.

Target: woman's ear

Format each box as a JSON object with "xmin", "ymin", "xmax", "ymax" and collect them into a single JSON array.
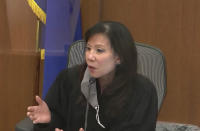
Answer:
[{"xmin": 115, "ymin": 56, "xmax": 121, "ymax": 65}]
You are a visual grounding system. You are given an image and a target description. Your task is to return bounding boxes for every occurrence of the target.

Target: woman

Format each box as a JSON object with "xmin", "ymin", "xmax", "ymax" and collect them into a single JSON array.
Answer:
[{"xmin": 27, "ymin": 21, "xmax": 158, "ymax": 131}]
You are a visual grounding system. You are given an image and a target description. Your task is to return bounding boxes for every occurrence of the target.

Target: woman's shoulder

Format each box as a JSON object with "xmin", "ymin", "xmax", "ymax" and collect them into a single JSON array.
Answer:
[
  {"xmin": 134, "ymin": 74, "xmax": 154, "ymax": 86},
  {"xmin": 113, "ymin": 74, "xmax": 158, "ymax": 123},
  {"xmin": 131, "ymin": 73, "xmax": 157, "ymax": 96},
  {"xmin": 58, "ymin": 65, "xmax": 82, "ymax": 78},
  {"xmin": 126, "ymin": 74, "xmax": 158, "ymax": 111},
  {"xmin": 50, "ymin": 65, "xmax": 83, "ymax": 87}
]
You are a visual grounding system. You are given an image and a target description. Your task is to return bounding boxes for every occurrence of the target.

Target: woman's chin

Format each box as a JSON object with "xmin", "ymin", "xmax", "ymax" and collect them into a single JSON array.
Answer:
[{"xmin": 89, "ymin": 72, "xmax": 99, "ymax": 78}]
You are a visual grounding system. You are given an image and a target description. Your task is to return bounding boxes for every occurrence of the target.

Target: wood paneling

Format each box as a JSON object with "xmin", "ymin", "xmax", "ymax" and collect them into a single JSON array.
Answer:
[
  {"xmin": 0, "ymin": 52, "xmax": 40, "ymax": 131},
  {"xmin": 0, "ymin": 0, "xmax": 11, "ymax": 49},
  {"xmin": 5, "ymin": 0, "xmax": 37, "ymax": 51},
  {"xmin": 0, "ymin": 0, "xmax": 38, "ymax": 130},
  {"xmin": 81, "ymin": 0, "xmax": 200, "ymax": 126},
  {"xmin": 81, "ymin": 0, "xmax": 102, "ymax": 35}
]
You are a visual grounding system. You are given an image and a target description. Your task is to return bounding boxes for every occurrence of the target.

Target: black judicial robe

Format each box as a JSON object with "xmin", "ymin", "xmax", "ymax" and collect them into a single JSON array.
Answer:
[{"xmin": 34, "ymin": 66, "xmax": 158, "ymax": 131}]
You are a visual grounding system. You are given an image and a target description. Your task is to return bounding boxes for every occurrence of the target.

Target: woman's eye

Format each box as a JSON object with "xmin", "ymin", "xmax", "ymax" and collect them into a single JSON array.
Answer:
[
  {"xmin": 85, "ymin": 47, "xmax": 91, "ymax": 51},
  {"xmin": 96, "ymin": 48, "xmax": 105, "ymax": 53}
]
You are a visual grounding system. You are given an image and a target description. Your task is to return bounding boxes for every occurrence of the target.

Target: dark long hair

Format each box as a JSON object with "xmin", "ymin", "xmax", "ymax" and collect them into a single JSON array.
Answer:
[{"xmin": 82, "ymin": 21, "xmax": 138, "ymax": 118}]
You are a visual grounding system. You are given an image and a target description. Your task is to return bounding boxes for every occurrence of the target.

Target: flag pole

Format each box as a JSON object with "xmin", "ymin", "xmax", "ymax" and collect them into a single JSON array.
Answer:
[
  {"xmin": 36, "ymin": 19, "xmax": 40, "ymax": 52},
  {"xmin": 33, "ymin": 19, "xmax": 41, "ymax": 105}
]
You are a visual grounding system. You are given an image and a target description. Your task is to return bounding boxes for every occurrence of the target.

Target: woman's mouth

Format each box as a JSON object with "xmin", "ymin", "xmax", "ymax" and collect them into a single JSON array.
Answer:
[{"xmin": 88, "ymin": 65, "xmax": 96, "ymax": 72}]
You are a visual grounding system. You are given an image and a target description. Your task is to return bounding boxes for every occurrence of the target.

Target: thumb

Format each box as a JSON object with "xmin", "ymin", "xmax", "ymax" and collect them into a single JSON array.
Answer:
[{"xmin": 35, "ymin": 96, "xmax": 43, "ymax": 105}]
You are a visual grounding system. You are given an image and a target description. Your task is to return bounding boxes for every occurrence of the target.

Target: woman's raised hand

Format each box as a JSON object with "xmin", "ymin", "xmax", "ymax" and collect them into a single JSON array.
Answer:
[{"xmin": 27, "ymin": 96, "xmax": 51, "ymax": 124}]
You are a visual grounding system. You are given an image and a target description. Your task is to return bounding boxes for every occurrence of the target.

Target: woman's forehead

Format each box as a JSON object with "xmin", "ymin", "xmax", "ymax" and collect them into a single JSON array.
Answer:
[{"xmin": 87, "ymin": 34, "xmax": 111, "ymax": 47}]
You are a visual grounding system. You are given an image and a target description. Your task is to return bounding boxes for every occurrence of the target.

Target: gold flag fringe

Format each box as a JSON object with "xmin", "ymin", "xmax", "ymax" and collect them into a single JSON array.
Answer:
[{"xmin": 27, "ymin": 0, "xmax": 46, "ymax": 24}]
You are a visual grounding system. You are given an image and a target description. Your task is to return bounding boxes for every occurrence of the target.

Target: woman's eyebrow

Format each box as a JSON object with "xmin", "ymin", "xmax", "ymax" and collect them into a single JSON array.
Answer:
[
  {"xmin": 87, "ymin": 42, "xmax": 105, "ymax": 47},
  {"xmin": 95, "ymin": 44, "xmax": 105, "ymax": 48}
]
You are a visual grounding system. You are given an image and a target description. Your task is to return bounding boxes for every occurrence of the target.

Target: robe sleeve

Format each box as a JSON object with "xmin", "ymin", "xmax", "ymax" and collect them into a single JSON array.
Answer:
[{"xmin": 34, "ymin": 69, "xmax": 71, "ymax": 131}]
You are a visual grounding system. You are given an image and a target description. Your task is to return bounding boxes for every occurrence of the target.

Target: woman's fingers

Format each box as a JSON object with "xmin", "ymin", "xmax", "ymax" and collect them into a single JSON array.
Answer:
[
  {"xmin": 27, "ymin": 96, "xmax": 51, "ymax": 124},
  {"xmin": 33, "ymin": 117, "xmax": 40, "ymax": 124},
  {"xmin": 35, "ymin": 95, "xmax": 43, "ymax": 105},
  {"xmin": 27, "ymin": 106, "xmax": 40, "ymax": 121},
  {"xmin": 31, "ymin": 114, "xmax": 44, "ymax": 124},
  {"xmin": 28, "ymin": 113, "xmax": 38, "ymax": 123},
  {"xmin": 27, "ymin": 106, "xmax": 38, "ymax": 112},
  {"xmin": 27, "ymin": 111, "xmax": 33, "ymax": 117},
  {"xmin": 27, "ymin": 106, "xmax": 39, "ymax": 118}
]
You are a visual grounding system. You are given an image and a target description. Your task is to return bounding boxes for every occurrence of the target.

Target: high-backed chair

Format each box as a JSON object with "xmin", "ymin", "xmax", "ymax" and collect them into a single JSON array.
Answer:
[
  {"xmin": 67, "ymin": 40, "xmax": 167, "ymax": 110},
  {"xmin": 15, "ymin": 40, "xmax": 200, "ymax": 131}
]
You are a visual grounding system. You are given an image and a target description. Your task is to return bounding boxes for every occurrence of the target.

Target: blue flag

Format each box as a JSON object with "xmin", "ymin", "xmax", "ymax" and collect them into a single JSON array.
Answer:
[
  {"xmin": 27, "ymin": 0, "xmax": 47, "ymax": 49},
  {"xmin": 42, "ymin": 0, "xmax": 82, "ymax": 98},
  {"xmin": 27, "ymin": 0, "xmax": 82, "ymax": 98}
]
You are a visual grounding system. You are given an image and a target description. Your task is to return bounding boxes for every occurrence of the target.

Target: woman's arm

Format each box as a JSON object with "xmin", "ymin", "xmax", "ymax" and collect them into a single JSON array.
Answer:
[{"xmin": 33, "ymin": 69, "xmax": 70, "ymax": 130}]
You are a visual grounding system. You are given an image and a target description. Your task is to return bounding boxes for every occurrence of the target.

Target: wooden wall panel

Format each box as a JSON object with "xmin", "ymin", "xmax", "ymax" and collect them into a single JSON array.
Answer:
[
  {"xmin": 81, "ymin": 0, "xmax": 200, "ymax": 126},
  {"xmin": 0, "ymin": 0, "xmax": 11, "ymax": 50},
  {"xmin": 5, "ymin": 0, "xmax": 37, "ymax": 51},
  {"xmin": 0, "ymin": 53, "xmax": 40, "ymax": 130},
  {"xmin": 0, "ymin": 0, "xmax": 38, "ymax": 130},
  {"xmin": 81, "ymin": 0, "xmax": 101, "ymax": 35}
]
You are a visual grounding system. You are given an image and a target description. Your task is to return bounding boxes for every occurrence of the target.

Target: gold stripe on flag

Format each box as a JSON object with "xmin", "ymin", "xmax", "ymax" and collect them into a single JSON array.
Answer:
[{"xmin": 27, "ymin": 0, "xmax": 46, "ymax": 24}]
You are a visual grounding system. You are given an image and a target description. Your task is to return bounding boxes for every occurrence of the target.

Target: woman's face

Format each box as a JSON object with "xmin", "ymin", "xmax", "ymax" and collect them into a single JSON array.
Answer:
[{"xmin": 85, "ymin": 33, "xmax": 120, "ymax": 79}]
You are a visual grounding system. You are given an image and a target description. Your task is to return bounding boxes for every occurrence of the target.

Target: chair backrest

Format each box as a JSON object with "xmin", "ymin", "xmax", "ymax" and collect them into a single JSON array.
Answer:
[{"xmin": 67, "ymin": 40, "xmax": 167, "ymax": 111}]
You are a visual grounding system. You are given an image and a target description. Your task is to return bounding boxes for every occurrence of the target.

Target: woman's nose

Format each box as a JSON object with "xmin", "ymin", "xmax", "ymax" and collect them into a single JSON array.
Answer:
[{"xmin": 87, "ymin": 51, "xmax": 96, "ymax": 61}]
